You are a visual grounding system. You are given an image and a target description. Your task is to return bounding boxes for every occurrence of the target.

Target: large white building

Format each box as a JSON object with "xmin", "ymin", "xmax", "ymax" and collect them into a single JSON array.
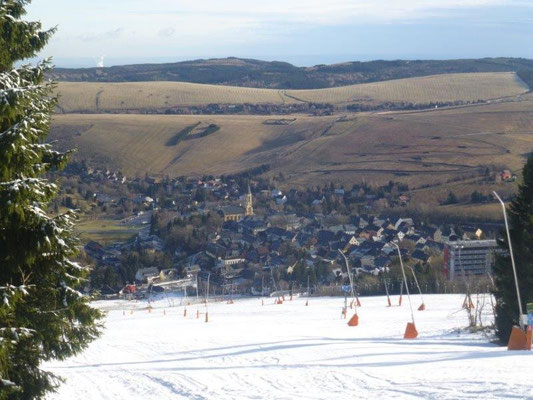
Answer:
[{"xmin": 444, "ymin": 240, "xmax": 502, "ymax": 280}]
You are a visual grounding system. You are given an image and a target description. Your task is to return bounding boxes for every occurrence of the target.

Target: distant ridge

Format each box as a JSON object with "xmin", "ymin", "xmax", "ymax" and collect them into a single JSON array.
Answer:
[{"xmin": 50, "ymin": 57, "xmax": 533, "ymax": 90}]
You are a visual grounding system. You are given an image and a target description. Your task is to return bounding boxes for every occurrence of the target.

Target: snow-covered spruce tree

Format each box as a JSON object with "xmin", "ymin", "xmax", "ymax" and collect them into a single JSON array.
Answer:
[
  {"xmin": 0, "ymin": 1, "xmax": 103, "ymax": 398},
  {"xmin": 493, "ymin": 153, "xmax": 533, "ymax": 344}
]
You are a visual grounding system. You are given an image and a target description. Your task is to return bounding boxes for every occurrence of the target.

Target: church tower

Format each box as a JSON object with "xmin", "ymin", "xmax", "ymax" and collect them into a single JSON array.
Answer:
[{"xmin": 244, "ymin": 185, "xmax": 254, "ymax": 216}]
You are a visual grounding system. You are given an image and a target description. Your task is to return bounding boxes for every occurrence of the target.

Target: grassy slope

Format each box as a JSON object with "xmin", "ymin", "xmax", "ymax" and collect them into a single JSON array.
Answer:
[
  {"xmin": 50, "ymin": 114, "xmax": 335, "ymax": 176},
  {"xmin": 76, "ymin": 218, "xmax": 143, "ymax": 245},
  {"xmin": 51, "ymin": 97, "xmax": 533, "ymax": 201},
  {"xmin": 56, "ymin": 72, "xmax": 528, "ymax": 112},
  {"xmin": 288, "ymin": 72, "xmax": 526, "ymax": 104}
]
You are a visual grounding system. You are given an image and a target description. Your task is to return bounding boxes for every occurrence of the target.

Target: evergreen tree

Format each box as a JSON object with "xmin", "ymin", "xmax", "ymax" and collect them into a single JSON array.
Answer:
[
  {"xmin": 493, "ymin": 154, "xmax": 533, "ymax": 344},
  {"xmin": 442, "ymin": 191, "xmax": 458, "ymax": 205},
  {"xmin": 0, "ymin": 2, "xmax": 102, "ymax": 398}
]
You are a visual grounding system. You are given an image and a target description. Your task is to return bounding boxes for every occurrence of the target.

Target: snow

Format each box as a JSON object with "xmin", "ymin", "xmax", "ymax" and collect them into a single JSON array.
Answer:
[{"xmin": 45, "ymin": 294, "xmax": 532, "ymax": 399}]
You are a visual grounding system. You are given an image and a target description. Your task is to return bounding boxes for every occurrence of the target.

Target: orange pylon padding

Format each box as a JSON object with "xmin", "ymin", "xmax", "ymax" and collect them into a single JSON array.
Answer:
[
  {"xmin": 398, "ymin": 296, "xmax": 403, "ymax": 306},
  {"xmin": 356, "ymin": 298, "xmax": 361, "ymax": 307},
  {"xmin": 196, "ymin": 309, "xmax": 200, "ymax": 319},
  {"xmin": 404, "ymin": 322, "xmax": 418, "ymax": 339},
  {"xmin": 526, "ymin": 327, "xmax": 532, "ymax": 351},
  {"xmin": 205, "ymin": 312, "xmax": 209, "ymax": 323},
  {"xmin": 227, "ymin": 299, "xmax": 234, "ymax": 304},
  {"xmin": 276, "ymin": 299, "xmax": 283, "ymax": 304},
  {"xmin": 508, "ymin": 326, "xmax": 528, "ymax": 350},
  {"xmin": 347, "ymin": 314, "xmax": 359, "ymax": 326},
  {"xmin": 387, "ymin": 298, "xmax": 392, "ymax": 307},
  {"xmin": 183, "ymin": 308, "xmax": 187, "ymax": 317},
  {"xmin": 418, "ymin": 303, "xmax": 426, "ymax": 311}
]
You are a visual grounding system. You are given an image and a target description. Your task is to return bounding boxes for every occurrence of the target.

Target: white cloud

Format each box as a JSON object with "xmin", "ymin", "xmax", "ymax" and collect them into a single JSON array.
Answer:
[
  {"xmin": 158, "ymin": 27, "xmax": 176, "ymax": 38},
  {"xmin": 25, "ymin": 0, "xmax": 533, "ymax": 61},
  {"xmin": 77, "ymin": 28, "xmax": 125, "ymax": 42},
  {"xmin": 130, "ymin": 0, "xmax": 517, "ymax": 25}
]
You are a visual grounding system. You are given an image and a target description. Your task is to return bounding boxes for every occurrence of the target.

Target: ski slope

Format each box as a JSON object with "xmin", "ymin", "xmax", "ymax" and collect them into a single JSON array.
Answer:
[{"xmin": 45, "ymin": 294, "xmax": 532, "ymax": 400}]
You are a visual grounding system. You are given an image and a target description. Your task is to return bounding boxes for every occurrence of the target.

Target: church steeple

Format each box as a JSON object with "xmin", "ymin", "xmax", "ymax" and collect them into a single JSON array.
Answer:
[{"xmin": 244, "ymin": 185, "xmax": 254, "ymax": 216}]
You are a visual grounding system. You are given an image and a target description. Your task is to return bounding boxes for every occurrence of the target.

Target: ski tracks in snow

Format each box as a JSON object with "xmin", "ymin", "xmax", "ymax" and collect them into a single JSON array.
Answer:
[{"xmin": 46, "ymin": 295, "xmax": 533, "ymax": 400}]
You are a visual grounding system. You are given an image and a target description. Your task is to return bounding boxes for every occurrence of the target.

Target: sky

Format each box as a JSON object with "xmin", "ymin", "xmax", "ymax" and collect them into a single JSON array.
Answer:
[{"xmin": 25, "ymin": 0, "xmax": 533, "ymax": 68}]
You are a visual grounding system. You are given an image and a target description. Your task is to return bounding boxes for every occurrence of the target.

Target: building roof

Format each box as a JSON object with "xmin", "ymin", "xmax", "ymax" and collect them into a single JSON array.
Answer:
[
  {"xmin": 220, "ymin": 205, "xmax": 245, "ymax": 215},
  {"xmin": 446, "ymin": 239, "xmax": 498, "ymax": 249}
]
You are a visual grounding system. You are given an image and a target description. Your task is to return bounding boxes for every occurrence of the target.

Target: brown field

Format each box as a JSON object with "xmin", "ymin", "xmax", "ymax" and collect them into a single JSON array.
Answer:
[
  {"xmin": 51, "ymin": 97, "xmax": 533, "ymax": 208},
  {"xmin": 287, "ymin": 72, "xmax": 527, "ymax": 104},
  {"xmin": 55, "ymin": 72, "xmax": 527, "ymax": 112}
]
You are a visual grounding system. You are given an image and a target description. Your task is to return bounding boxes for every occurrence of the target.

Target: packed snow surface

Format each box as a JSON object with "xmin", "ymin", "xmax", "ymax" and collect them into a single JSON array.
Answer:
[{"xmin": 46, "ymin": 294, "xmax": 532, "ymax": 399}]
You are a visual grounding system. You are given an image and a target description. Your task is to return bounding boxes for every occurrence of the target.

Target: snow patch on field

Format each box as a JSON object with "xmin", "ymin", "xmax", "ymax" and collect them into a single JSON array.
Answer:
[{"xmin": 46, "ymin": 294, "xmax": 532, "ymax": 399}]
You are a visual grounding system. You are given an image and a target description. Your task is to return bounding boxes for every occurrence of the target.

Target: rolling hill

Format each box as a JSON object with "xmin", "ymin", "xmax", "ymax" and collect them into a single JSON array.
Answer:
[
  {"xmin": 49, "ymin": 58, "xmax": 533, "ymax": 216},
  {"xmin": 50, "ymin": 57, "xmax": 533, "ymax": 89},
  {"xmin": 55, "ymin": 72, "xmax": 528, "ymax": 113},
  {"xmin": 50, "ymin": 96, "xmax": 533, "ymax": 204}
]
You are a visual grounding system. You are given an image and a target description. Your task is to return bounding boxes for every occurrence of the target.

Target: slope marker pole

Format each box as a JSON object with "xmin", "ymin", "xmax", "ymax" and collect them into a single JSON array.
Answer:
[
  {"xmin": 392, "ymin": 242, "xmax": 417, "ymax": 339},
  {"xmin": 339, "ymin": 250, "xmax": 358, "ymax": 326}
]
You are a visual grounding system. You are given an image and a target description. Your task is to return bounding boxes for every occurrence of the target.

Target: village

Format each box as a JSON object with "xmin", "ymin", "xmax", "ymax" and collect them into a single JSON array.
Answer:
[{"xmin": 68, "ymin": 164, "xmax": 502, "ymax": 300}]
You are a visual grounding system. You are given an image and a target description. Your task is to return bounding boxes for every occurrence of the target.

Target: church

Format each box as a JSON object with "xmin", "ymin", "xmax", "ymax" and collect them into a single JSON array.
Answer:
[{"xmin": 219, "ymin": 186, "xmax": 254, "ymax": 222}]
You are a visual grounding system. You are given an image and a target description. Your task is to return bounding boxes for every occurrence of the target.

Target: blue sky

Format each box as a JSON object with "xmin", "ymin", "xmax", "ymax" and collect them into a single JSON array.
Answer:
[{"xmin": 26, "ymin": 0, "xmax": 533, "ymax": 67}]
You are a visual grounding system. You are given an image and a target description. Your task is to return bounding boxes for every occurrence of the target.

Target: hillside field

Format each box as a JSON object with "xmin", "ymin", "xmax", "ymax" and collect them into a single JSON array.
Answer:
[
  {"xmin": 55, "ymin": 72, "xmax": 528, "ymax": 113},
  {"xmin": 44, "ymin": 294, "xmax": 532, "ymax": 400},
  {"xmin": 50, "ymin": 96, "xmax": 533, "ymax": 204}
]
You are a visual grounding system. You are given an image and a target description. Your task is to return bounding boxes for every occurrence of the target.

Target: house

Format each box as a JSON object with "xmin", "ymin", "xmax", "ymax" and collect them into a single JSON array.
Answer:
[
  {"xmin": 184, "ymin": 264, "xmax": 201, "ymax": 276},
  {"xmin": 500, "ymin": 169, "xmax": 514, "ymax": 182},
  {"xmin": 135, "ymin": 267, "xmax": 159, "ymax": 283},
  {"xmin": 374, "ymin": 256, "xmax": 392, "ymax": 270},
  {"xmin": 206, "ymin": 243, "xmax": 227, "ymax": 259},
  {"xmin": 141, "ymin": 235, "xmax": 164, "ymax": 252},
  {"xmin": 317, "ymin": 230, "xmax": 336, "ymax": 245},
  {"xmin": 411, "ymin": 250, "xmax": 430, "ymax": 263},
  {"xmin": 441, "ymin": 226, "xmax": 457, "ymax": 242},
  {"xmin": 217, "ymin": 257, "xmax": 246, "ymax": 268},
  {"xmin": 462, "ymin": 227, "xmax": 484, "ymax": 240},
  {"xmin": 159, "ymin": 268, "xmax": 180, "ymax": 281},
  {"xmin": 242, "ymin": 219, "xmax": 268, "ymax": 236},
  {"xmin": 360, "ymin": 255, "xmax": 376, "ymax": 269},
  {"xmin": 351, "ymin": 216, "xmax": 369, "ymax": 229},
  {"xmin": 394, "ymin": 217, "xmax": 413, "ymax": 230},
  {"xmin": 145, "ymin": 176, "xmax": 162, "ymax": 185},
  {"xmin": 421, "ymin": 227, "xmax": 442, "ymax": 242},
  {"xmin": 312, "ymin": 196, "xmax": 325, "ymax": 206},
  {"xmin": 95, "ymin": 193, "xmax": 112, "ymax": 204},
  {"xmin": 275, "ymin": 195, "xmax": 288, "ymax": 205},
  {"xmin": 271, "ymin": 189, "xmax": 283, "ymax": 198},
  {"xmin": 398, "ymin": 194, "xmax": 410, "ymax": 205}
]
